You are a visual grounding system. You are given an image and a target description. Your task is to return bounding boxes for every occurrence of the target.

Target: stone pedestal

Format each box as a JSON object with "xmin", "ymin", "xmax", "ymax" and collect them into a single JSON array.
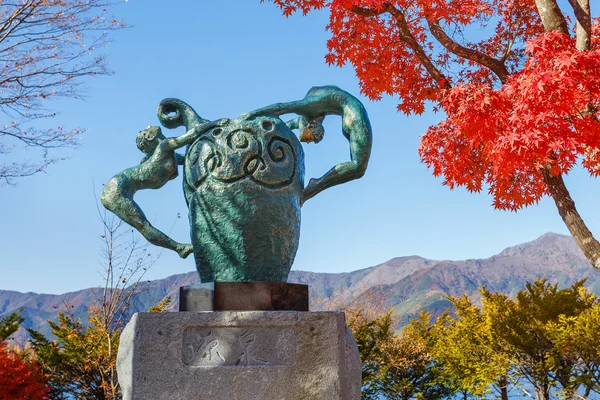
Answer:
[
  {"xmin": 179, "ymin": 282, "xmax": 309, "ymax": 312},
  {"xmin": 117, "ymin": 311, "xmax": 361, "ymax": 400}
]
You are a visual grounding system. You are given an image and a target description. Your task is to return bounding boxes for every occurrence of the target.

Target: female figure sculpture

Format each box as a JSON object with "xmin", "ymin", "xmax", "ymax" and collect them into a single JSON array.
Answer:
[
  {"xmin": 102, "ymin": 86, "xmax": 372, "ymax": 283},
  {"xmin": 100, "ymin": 120, "xmax": 226, "ymax": 258}
]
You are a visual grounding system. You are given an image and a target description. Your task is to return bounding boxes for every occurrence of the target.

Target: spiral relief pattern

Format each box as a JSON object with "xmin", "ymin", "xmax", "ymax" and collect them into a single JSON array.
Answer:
[{"xmin": 186, "ymin": 121, "xmax": 298, "ymax": 190}]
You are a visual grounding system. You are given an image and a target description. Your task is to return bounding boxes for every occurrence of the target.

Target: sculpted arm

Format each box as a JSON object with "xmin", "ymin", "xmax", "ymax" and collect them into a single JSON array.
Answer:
[
  {"xmin": 163, "ymin": 119, "xmax": 230, "ymax": 151},
  {"xmin": 248, "ymin": 86, "xmax": 372, "ymax": 205}
]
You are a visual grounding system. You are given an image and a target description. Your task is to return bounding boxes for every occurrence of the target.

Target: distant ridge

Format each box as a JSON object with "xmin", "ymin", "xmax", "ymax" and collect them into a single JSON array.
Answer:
[{"xmin": 2, "ymin": 232, "xmax": 598, "ymax": 340}]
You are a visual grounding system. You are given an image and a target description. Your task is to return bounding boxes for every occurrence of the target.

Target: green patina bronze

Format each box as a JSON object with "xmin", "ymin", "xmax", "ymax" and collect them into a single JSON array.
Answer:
[{"xmin": 101, "ymin": 85, "xmax": 372, "ymax": 282}]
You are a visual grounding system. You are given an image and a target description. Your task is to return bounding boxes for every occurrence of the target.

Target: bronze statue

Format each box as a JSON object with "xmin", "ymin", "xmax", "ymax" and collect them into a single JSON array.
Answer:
[{"xmin": 102, "ymin": 86, "xmax": 372, "ymax": 282}]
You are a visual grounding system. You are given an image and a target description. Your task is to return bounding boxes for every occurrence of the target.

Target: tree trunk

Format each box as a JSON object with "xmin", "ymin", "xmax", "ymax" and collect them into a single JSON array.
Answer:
[
  {"xmin": 535, "ymin": 381, "xmax": 551, "ymax": 400},
  {"xmin": 568, "ymin": 0, "xmax": 591, "ymax": 50},
  {"xmin": 541, "ymin": 168, "xmax": 600, "ymax": 270},
  {"xmin": 534, "ymin": 0, "xmax": 569, "ymax": 34},
  {"xmin": 498, "ymin": 376, "xmax": 509, "ymax": 400}
]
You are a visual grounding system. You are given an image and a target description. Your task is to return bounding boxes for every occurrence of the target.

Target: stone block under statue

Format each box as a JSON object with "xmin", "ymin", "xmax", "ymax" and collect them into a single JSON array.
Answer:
[
  {"xmin": 116, "ymin": 311, "xmax": 361, "ymax": 400},
  {"xmin": 178, "ymin": 282, "xmax": 309, "ymax": 312}
]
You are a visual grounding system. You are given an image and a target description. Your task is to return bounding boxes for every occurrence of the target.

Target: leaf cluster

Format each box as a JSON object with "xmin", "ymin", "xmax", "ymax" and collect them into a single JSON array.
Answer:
[
  {"xmin": 348, "ymin": 307, "xmax": 454, "ymax": 400},
  {"xmin": 0, "ymin": 342, "xmax": 51, "ymax": 399},
  {"xmin": 0, "ymin": 308, "xmax": 25, "ymax": 341},
  {"xmin": 148, "ymin": 296, "xmax": 172, "ymax": 313},
  {"xmin": 0, "ymin": 309, "xmax": 51, "ymax": 399},
  {"xmin": 27, "ymin": 309, "xmax": 122, "ymax": 400},
  {"xmin": 480, "ymin": 278, "xmax": 600, "ymax": 399},
  {"xmin": 347, "ymin": 278, "xmax": 600, "ymax": 399}
]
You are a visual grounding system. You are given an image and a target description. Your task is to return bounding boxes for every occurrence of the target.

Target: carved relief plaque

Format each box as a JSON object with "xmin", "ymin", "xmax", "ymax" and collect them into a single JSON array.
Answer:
[{"xmin": 182, "ymin": 327, "xmax": 296, "ymax": 367}]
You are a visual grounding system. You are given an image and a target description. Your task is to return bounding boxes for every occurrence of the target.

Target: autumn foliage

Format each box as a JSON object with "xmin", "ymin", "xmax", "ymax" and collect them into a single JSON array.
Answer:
[
  {"xmin": 0, "ymin": 343, "xmax": 50, "ymax": 400},
  {"xmin": 421, "ymin": 31, "xmax": 600, "ymax": 210},
  {"xmin": 347, "ymin": 279, "xmax": 600, "ymax": 399},
  {"xmin": 267, "ymin": 0, "xmax": 599, "ymax": 206},
  {"xmin": 267, "ymin": 0, "xmax": 600, "ymax": 268}
]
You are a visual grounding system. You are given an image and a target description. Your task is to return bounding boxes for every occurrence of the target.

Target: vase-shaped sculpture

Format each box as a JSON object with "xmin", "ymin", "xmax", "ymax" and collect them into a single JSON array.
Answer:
[
  {"xmin": 102, "ymin": 86, "xmax": 372, "ymax": 284},
  {"xmin": 183, "ymin": 115, "xmax": 304, "ymax": 282}
]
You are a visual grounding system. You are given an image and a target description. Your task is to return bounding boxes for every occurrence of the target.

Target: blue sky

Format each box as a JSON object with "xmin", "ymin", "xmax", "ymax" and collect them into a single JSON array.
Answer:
[{"xmin": 1, "ymin": 0, "xmax": 599, "ymax": 294}]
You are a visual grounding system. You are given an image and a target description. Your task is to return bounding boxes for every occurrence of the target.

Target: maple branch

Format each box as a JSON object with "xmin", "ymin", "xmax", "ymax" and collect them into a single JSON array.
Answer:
[
  {"xmin": 534, "ymin": 0, "xmax": 569, "ymax": 34},
  {"xmin": 349, "ymin": 5, "xmax": 385, "ymax": 18},
  {"xmin": 499, "ymin": 41, "xmax": 514, "ymax": 64},
  {"xmin": 499, "ymin": 9, "xmax": 527, "ymax": 64},
  {"xmin": 427, "ymin": 20, "xmax": 510, "ymax": 84},
  {"xmin": 566, "ymin": 0, "xmax": 591, "ymax": 50},
  {"xmin": 351, "ymin": 4, "xmax": 451, "ymax": 88}
]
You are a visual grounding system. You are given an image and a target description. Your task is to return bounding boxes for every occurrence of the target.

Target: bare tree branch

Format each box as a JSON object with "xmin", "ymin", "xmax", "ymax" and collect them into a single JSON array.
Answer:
[
  {"xmin": 0, "ymin": 0, "xmax": 126, "ymax": 185},
  {"xmin": 0, "ymin": 153, "xmax": 56, "ymax": 185}
]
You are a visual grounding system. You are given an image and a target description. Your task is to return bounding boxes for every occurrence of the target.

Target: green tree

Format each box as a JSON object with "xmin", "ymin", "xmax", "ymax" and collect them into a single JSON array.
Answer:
[
  {"xmin": 550, "ymin": 303, "xmax": 600, "ymax": 397},
  {"xmin": 375, "ymin": 311, "xmax": 455, "ymax": 400},
  {"xmin": 431, "ymin": 296, "xmax": 514, "ymax": 400},
  {"xmin": 27, "ymin": 211, "xmax": 160, "ymax": 399},
  {"xmin": 482, "ymin": 279, "xmax": 596, "ymax": 400},
  {"xmin": 148, "ymin": 296, "xmax": 172, "ymax": 313},
  {"xmin": 28, "ymin": 311, "xmax": 120, "ymax": 399},
  {"xmin": 346, "ymin": 307, "xmax": 395, "ymax": 399},
  {"xmin": 348, "ymin": 307, "xmax": 455, "ymax": 400},
  {"xmin": 28, "ymin": 296, "xmax": 173, "ymax": 400},
  {"xmin": 0, "ymin": 309, "xmax": 25, "ymax": 341},
  {"xmin": 347, "ymin": 279, "xmax": 600, "ymax": 399}
]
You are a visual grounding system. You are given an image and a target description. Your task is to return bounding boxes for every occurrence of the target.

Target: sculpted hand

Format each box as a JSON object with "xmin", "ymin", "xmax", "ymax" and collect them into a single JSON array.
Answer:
[{"xmin": 176, "ymin": 244, "xmax": 194, "ymax": 259}]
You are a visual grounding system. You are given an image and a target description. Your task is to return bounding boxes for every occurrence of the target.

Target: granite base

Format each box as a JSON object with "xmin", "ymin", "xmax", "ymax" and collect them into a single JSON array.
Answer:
[{"xmin": 116, "ymin": 311, "xmax": 361, "ymax": 400}]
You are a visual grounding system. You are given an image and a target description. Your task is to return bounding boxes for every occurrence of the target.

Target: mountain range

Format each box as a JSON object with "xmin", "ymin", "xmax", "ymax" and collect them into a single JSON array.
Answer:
[{"xmin": 2, "ymin": 232, "xmax": 598, "ymax": 341}]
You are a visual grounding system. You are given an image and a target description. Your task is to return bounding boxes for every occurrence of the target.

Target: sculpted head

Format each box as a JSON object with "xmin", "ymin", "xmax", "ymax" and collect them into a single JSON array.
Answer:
[
  {"xmin": 298, "ymin": 116, "xmax": 325, "ymax": 144},
  {"xmin": 136, "ymin": 126, "xmax": 166, "ymax": 155}
]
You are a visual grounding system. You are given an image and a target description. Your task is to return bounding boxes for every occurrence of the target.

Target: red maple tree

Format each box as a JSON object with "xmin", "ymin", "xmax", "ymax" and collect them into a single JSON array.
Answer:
[
  {"xmin": 0, "ymin": 344, "xmax": 50, "ymax": 399},
  {"xmin": 266, "ymin": 0, "xmax": 600, "ymax": 269}
]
